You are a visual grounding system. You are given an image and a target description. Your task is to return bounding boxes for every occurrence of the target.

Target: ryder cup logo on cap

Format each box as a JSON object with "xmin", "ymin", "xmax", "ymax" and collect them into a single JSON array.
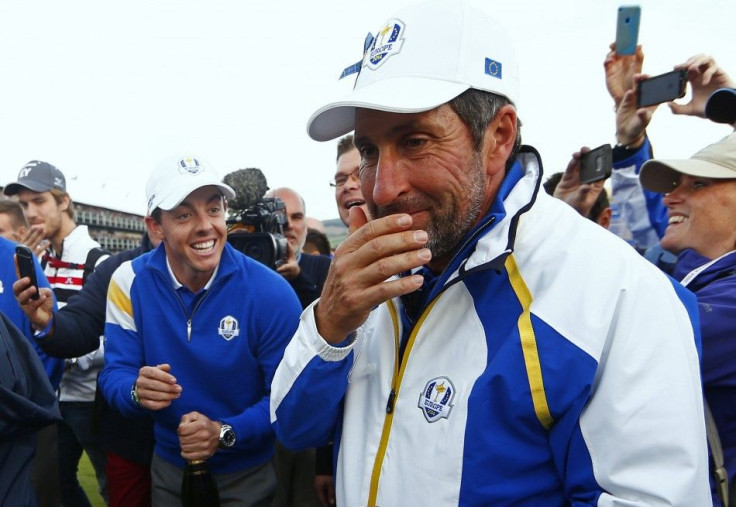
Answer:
[
  {"xmin": 365, "ymin": 20, "xmax": 405, "ymax": 70},
  {"xmin": 146, "ymin": 154, "xmax": 235, "ymax": 214},
  {"xmin": 307, "ymin": 0, "xmax": 520, "ymax": 142},
  {"xmin": 178, "ymin": 157, "xmax": 202, "ymax": 174}
]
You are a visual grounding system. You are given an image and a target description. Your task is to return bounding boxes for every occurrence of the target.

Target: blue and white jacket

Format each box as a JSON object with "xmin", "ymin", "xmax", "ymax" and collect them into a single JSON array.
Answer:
[
  {"xmin": 610, "ymin": 137, "xmax": 668, "ymax": 250},
  {"xmin": 271, "ymin": 148, "xmax": 710, "ymax": 506},
  {"xmin": 100, "ymin": 242, "xmax": 301, "ymax": 474}
]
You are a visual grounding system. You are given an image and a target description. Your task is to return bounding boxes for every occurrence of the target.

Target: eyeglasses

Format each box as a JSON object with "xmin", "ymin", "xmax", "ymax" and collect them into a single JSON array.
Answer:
[{"xmin": 329, "ymin": 169, "xmax": 359, "ymax": 188}]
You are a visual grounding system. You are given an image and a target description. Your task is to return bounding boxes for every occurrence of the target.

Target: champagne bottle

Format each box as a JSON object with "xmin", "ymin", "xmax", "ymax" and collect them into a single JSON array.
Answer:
[{"xmin": 181, "ymin": 459, "xmax": 221, "ymax": 507}]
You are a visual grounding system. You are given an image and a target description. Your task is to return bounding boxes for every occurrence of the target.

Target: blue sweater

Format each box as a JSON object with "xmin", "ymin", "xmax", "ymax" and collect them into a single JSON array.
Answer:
[
  {"xmin": 100, "ymin": 242, "xmax": 301, "ymax": 473},
  {"xmin": 0, "ymin": 237, "xmax": 63, "ymax": 390}
]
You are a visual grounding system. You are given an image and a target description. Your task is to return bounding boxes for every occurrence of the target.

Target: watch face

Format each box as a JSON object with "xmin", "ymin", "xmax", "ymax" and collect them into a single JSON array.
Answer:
[{"xmin": 220, "ymin": 425, "xmax": 236, "ymax": 447}]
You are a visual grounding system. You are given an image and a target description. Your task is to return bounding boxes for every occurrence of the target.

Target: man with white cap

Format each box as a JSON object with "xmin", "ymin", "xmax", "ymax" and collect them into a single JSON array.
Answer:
[
  {"xmin": 99, "ymin": 155, "xmax": 301, "ymax": 505},
  {"xmin": 270, "ymin": 0, "xmax": 710, "ymax": 505}
]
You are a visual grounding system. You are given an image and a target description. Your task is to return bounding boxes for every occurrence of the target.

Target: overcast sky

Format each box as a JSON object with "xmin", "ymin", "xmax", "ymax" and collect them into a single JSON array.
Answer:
[{"xmin": 1, "ymin": 0, "xmax": 734, "ymax": 221}]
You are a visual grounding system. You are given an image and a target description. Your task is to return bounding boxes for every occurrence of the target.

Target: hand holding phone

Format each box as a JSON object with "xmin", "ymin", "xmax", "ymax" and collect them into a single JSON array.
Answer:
[
  {"xmin": 637, "ymin": 69, "xmax": 688, "ymax": 108},
  {"xmin": 615, "ymin": 6, "xmax": 641, "ymax": 55},
  {"xmin": 579, "ymin": 144, "xmax": 613, "ymax": 184},
  {"xmin": 15, "ymin": 245, "xmax": 40, "ymax": 300}
]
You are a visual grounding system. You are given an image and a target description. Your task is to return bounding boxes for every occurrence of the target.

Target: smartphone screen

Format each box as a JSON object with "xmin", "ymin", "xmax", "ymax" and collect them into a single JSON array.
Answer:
[
  {"xmin": 15, "ymin": 245, "xmax": 40, "ymax": 300},
  {"xmin": 615, "ymin": 6, "xmax": 641, "ymax": 55},
  {"xmin": 579, "ymin": 144, "xmax": 613, "ymax": 184},
  {"xmin": 637, "ymin": 69, "xmax": 687, "ymax": 108}
]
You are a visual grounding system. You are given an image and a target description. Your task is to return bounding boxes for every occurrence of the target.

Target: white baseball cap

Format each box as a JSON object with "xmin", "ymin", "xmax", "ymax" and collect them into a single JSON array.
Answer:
[
  {"xmin": 307, "ymin": 0, "xmax": 520, "ymax": 142},
  {"xmin": 640, "ymin": 133, "xmax": 736, "ymax": 193},
  {"xmin": 146, "ymin": 155, "xmax": 235, "ymax": 214}
]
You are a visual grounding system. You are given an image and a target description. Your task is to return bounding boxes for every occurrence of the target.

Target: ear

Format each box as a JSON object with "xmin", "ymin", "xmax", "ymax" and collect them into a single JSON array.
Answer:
[
  {"xmin": 481, "ymin": 104, "xmax": 518, "ymax": 177},
  {"xmin": 59, "ymin": 194, "xmax": 71, "ymax": 212},
  {"xmin": 596, "ymin": 207, "xmax": 612, "ymax": 230},
  {"xmin": 144, "ymin": 215, "xmax": 165, "ymax": 242}
]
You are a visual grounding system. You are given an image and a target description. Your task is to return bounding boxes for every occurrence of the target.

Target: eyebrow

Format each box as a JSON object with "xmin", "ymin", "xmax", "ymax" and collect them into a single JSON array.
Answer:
[
  {"xmin": 177, "ymin": 192, "xmax": 224, "ymax": 209},
  {"xmin": 354, "ymin": 120, "xmax": 427, "ymax": 148}
]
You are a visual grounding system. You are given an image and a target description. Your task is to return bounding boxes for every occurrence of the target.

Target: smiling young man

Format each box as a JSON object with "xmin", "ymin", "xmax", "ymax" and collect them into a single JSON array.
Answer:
[
  {"xmin": 270, "ymin": 1, "xmax": 710, "ymax": 505},
  {"xmin": 99, "ymin": 155, "xmax": 302, "ymax": 506}
]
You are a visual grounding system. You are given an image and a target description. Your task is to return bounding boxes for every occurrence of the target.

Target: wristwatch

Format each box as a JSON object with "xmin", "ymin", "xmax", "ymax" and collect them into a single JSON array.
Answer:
[{"xmin": 218, "ymin": 423, "xmax": 236, "ymax": 449}]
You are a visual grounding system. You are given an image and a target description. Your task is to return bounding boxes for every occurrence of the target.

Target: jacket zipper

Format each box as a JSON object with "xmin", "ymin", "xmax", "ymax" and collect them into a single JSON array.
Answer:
[
  {"xmin": 367, "ymin": 297, "xmax": 440, "ymax": 506},
  {"xmin": 170, "ymin": 278, "xmax": 223, "ymax": 342}
]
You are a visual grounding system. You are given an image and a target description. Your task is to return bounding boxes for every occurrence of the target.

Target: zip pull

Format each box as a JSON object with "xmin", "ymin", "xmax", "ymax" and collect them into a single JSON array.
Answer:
[
  {"xmin": 386, "ymin": 389, "xmax": 397, "ymax": 414},
  {"xmin": 187, "ymin": 319, "xmax": 192, "ymax": 341}
]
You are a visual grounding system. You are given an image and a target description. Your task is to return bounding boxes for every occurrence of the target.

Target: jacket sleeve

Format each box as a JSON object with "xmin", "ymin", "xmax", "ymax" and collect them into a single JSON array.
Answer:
[
  {"xmin": 29, "ymin": 254, "xmax": 64, "ymax": 390},
  {"xmin": 98, "ymin": 261, "xmax": 147, "ymax": 418},
  {"xmin": 35, "ymin": 250, "xmax": 128, "ymax": 359},
  {"xmin": 610, "ymin": 138, "xmax": 669, "ymax": 251},
  {"xmin": 270, "ymin": 302, "xmax": 354, "ymax": 450},
  {"xmin": 556, "ymin": 272, "xmax": 711, "ymax": 505}
]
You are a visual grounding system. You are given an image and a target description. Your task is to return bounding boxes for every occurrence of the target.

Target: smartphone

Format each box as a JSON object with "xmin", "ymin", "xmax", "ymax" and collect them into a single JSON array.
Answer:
[
  {"xmin": 637, "ymin": 69, "xmax": 687, "ymax": 108},
  {"xmin": 615, "ymin": 6, "xmax": 641, "ymax": 55},
  {"xmin": 15, "ymin": 245, "xmax": 40, "ymax": 300},
  {"xmin": 579, "ymin": 144, "xmax": 613, "ymax": 184}
]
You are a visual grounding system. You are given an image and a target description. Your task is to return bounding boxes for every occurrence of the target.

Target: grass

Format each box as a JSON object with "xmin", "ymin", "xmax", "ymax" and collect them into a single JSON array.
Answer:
[{"xmin": 79, "ymin": 452, "xmax": 106, "ymax": 507}]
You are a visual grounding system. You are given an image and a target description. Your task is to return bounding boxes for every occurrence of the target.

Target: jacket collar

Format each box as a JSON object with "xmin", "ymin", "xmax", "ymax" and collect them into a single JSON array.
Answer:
[
  {"xmin": 425, "ymin": 145, "xmax": 544, "ymax": 302},
  {"xmin": 145, "ymin": 241, "xmax": 240, "ymax": 288}
]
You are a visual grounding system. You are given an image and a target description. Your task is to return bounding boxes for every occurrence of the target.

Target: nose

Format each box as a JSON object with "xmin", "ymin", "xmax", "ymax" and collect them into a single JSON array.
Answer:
[
  {"xmin": 24, "ymin": 203, "xmax": 38, "ymax": 221},
  {"xmin": 663, "ymin": 185, "xmax": 684, "ymax": 207},
  {"xmin": 194, "ymin": 211, "xmax": 215, "ymax": 232},
  {"xmin": 371, "ymin": 148, "xmax": 408, "ymax": 208},
  {"xmin": 343, "ymin": 171, "xmax": 361, "ymax": 190}
]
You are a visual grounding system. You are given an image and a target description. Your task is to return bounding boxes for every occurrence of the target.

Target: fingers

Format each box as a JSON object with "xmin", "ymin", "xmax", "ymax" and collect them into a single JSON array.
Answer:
[
  {"xmin": 20, "ymin": 226, "xmax": 48, "ymax": 255},
  {"xmin": 178, "ymin": 412, "xmax": 219, "ymax": 460},
  {"xmin": 314, "ymin": 475, "xmax": 336, "ymax": 507},
  {"xmin": 315, "ymin": 214, "xmax": 430, "ymax": 342},
  {"xmin": 136, "ymin": 364, "xmax": 181, "ymax": 410},
  {"xmin": 348, "ymin": 205, "xmax": 369, "ymax": 234}
]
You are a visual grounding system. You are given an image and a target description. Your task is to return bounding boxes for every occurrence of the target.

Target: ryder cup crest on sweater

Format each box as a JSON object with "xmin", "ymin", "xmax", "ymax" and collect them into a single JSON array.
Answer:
[{"xmin": 218, "ymin": 315, "xmax": 240, "ymax": 341}]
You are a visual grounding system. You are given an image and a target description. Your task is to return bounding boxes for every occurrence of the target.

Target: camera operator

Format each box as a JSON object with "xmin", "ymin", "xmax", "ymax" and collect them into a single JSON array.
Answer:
[
  {"xmin": 265, "ymin": 188, "xmax": 331, "ymax": 310},
  {"xmin": 265, "ymin": 187, "xmax": 330, "ymax": 507}
]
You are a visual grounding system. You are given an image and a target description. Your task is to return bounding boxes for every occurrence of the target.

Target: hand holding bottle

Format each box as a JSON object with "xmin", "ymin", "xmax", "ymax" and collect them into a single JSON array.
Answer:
[{"xmin": 178, "ymin": 411, "xmax": 220, "ymax": 461}]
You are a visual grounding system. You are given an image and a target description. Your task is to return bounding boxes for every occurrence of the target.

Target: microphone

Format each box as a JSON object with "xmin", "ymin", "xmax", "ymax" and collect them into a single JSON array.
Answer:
[{"xmin": 222, "ymin": 167, "xmax": 269, "ymax": 214}]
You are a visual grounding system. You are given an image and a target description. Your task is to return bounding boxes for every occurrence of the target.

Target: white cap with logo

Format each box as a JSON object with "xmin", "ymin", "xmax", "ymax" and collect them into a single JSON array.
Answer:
[
  {"xmin": 146, "ymin": 155, "xmax": 235, "ymax": 215},
  {"xmin": 307, "ymin": 0, "xmax": 520, "ymax": 142}
]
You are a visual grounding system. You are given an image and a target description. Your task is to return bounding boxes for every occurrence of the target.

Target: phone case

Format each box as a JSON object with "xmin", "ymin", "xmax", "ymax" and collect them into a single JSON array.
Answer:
[
  {"xmin": 15, "ymin": 245, "xmax": 40, "ymax": 300},
  {"xmin": 579, "ymin": 144, "xmax": 613, "ymax": 184},
  {"xmin": 615, "ymin": 6, "xmax": 640, "ymax": 55},
  {"xmin": 637, "ymin": 69, "xmax": 687, "ymax": 108}
]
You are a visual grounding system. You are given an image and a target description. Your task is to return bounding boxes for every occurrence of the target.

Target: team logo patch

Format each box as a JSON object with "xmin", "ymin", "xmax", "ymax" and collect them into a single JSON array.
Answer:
[
  {"xmin": 418, "ymin": 376, "xmax": 455, "ymax": 423},
  {"xmin": 178, "ymin": 157, "xmax": 202, "ymax": 175},
  {"xmin": 217, "ymin": 315, "xmax": 240, "ymax": 341},
  {"xmin": 364, "ymin": 18, "xmax": 405, "ymax": 70}
]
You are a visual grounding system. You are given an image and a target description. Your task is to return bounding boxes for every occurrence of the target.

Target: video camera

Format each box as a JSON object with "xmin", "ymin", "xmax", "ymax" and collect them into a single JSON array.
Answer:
[{"xmin": 223, "ymin": 168, "xmax": 289, "ymax": 270}]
